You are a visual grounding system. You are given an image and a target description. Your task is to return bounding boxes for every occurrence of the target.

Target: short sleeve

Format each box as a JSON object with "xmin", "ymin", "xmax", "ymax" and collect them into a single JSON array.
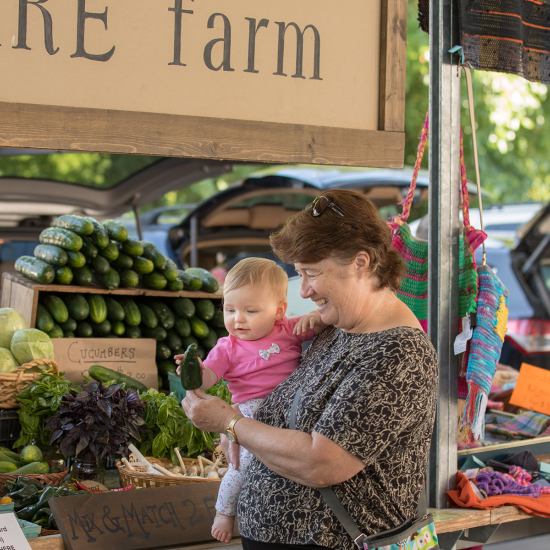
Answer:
[
  {"xmin": 312, "ymin": 338, "xmax": 434, "ymax": 466},
  {"xmin": 286, "ymin": 316, "xmax": 315, "ymax": 343},
  {"xmin": 203, "ymin": 337, "xmax": 232, "ymax": 380}
]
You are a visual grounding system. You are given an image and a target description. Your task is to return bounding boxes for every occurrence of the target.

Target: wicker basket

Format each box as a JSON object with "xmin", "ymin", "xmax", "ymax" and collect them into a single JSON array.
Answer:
[
  {"xmin": 0, "ymin": 460, "xmax": 69, "ymax": 497},
  {"xmin": 117, "ymin": 456, "xmax": 220, "ymax": 488},
  {"xmin": 0, "ymin": 359, "xmax": 59, "ymax": 409}
]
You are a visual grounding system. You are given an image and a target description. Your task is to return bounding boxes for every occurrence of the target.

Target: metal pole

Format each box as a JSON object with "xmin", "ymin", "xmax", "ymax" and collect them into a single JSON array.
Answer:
[
  {"xmin": 190, "ymin": 215, "xmax": 198, "ymax": 268},
  {"xmin": 428, "ymin": 0, "xmax": 461, "ymax": 509}
]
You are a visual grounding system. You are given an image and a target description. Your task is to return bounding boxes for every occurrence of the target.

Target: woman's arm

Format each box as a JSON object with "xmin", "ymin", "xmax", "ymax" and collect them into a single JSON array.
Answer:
[{"xmin": 182, "ymin": 390, "xmax": 365, "ymax": 488}]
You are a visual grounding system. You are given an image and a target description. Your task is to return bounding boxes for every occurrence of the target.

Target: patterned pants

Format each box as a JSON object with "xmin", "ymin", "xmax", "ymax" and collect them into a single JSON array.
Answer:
[{"xmin": 215, "ymin": 398, "xmax": 263, "ymax": 516}]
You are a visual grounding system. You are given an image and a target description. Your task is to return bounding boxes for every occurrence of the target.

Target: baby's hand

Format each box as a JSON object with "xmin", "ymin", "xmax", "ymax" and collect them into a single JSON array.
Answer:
[{"xmin": 293, "ymin": 309, "xmax": 328, "ymax": 336}]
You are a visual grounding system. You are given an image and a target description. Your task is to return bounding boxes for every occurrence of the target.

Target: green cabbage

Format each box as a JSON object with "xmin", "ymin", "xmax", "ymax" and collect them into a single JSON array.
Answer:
[
  {"xmin": 10, "ymin": 329, "xmax": 55, "ymax": 365},
  {"xmin": 0, "ymin": 308, "xmax": 27, "ymax": 349},
  {"xmin": 0, "ymin": 348, "xmax": 18, "ymax": 373}
]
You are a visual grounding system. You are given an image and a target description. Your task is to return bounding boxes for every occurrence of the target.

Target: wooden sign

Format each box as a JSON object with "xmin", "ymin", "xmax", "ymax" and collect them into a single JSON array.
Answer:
[
  {"xmin": 0, "ymin": 0, "xmax": 406, "ymax": 168},
  {"xmin": 49, "ymin": 483, "xmax": 238, "ymax": 550},
  {"xmin": 52, "ymin": 338, "xmax": 158, "ymax": 390},
  {"xmin": 510, "ymin": 363, "xmax": 550, "ymax": 416}
]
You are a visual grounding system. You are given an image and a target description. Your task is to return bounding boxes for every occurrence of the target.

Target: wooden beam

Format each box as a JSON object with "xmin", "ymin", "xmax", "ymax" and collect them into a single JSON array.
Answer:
[{"xmin": 0, "ymin": 102, "xmax": 404, "ymax": 169}]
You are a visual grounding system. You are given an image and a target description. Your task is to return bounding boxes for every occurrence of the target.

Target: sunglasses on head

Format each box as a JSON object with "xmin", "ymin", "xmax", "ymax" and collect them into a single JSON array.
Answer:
[{"xmin": 308, "ymin": 196, "xmax": 346, "ymax": 217}]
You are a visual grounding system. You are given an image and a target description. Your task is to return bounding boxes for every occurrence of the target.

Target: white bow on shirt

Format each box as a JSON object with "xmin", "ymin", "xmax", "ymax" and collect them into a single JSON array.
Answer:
[{"xmin": 259, "ymin": 343, "xmax": 280, "ymax": 360}]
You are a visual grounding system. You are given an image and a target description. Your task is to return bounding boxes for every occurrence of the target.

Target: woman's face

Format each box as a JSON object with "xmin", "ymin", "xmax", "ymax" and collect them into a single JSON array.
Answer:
[{"xmin": 295, "ymin": 256, "xmax": 371, "ymax": 331}]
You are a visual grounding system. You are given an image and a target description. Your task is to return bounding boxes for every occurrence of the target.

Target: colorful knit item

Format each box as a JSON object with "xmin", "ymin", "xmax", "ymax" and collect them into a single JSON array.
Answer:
[
  {"xmin": 475, "ymin": 470, "xmax": 543, "ymax": 498},
  {"xmin": 461, "ymin": 264, "xmax": 509, "ymax": 442}
]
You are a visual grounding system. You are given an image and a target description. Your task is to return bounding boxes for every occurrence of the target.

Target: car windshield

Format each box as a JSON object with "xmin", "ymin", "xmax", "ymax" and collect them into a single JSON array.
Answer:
[
  {"xmin": 0, "ymin": 153, "xmax": 162, "ymax": 189},
  {"xmin": 229, "ymin": 193, "xmax": 314, "ymax": 210}
]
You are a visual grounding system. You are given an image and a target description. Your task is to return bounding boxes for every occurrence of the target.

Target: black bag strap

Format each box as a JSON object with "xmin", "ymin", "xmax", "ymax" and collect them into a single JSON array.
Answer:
[{"xmin": 289, "ymin": 384, "xmax": 427, "ymax": 549}]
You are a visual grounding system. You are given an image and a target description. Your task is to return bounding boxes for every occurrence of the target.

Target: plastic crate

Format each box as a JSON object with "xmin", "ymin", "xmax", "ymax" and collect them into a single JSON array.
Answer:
[
  {"xmin": 168, "ymin": 372, "xmax": 186, "ymax": 403},
  {"xmin": 18, "ymin": 518, "xmax": 41, "ymax": 539},
  {"xmin": 0, "ymin": 410, "xmax": 21, "ymax": 449},
  {"xmin": 0, "ymin": 502, "xmax": 14, "ymax": 514}
]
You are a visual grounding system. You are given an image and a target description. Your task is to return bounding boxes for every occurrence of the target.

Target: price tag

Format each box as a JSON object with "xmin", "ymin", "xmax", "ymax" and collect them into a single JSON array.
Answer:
[
  {"xmin": 0, "ymin": 513, "xmax": 32, "ymax": 549},
  {"xmin": 454, "ymin": 316, "xmax": 473, "ymax": 355}
]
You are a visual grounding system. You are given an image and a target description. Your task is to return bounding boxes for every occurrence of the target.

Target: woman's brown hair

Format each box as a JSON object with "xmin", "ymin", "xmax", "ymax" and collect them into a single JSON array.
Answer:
[{"xmin": 270, "ymin": 189, "xmax": 404, "ymax": 291}]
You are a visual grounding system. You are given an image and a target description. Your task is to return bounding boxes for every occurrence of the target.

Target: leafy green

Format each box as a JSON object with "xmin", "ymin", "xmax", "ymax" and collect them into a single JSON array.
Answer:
[
  {"xmin": 14, "ymin": 374, "xmax": 78, "ymax": 449},
  {"xmin": 137, "ymin": 381, "xmax": 232, "ymax": 460}
]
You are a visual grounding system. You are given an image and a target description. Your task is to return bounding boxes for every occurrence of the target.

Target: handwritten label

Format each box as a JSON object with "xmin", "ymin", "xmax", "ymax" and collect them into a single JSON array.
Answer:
[
  {"xmin": 52, "ymin": 339, "xmax": 158, "ymax": 390},
  {"xmin": 510, "ymin": 363, "xmax": 550, "ymax": 415},
  {"xmin": 0, "ymin": 513, "xmax": 32, "ymax": 550},
  {"xmin": 49, "ymin": 483, "xmax": 237, "ymax": 550}
]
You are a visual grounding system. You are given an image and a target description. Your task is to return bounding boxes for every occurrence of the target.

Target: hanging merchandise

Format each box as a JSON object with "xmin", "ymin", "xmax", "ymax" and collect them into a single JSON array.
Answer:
[
  {"xmin": 390, "ymin": 112, "xmax": 486, "ymax": 331},
  {"xmin": 460, "ymin": 67, "xmax": 510, "ymax": 443}
]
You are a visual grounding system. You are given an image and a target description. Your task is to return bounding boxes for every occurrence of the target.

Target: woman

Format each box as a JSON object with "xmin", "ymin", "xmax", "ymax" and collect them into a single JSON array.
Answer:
[{"xmin": 182, "ymin": 189, "xmax": 438, "ymax": 550}]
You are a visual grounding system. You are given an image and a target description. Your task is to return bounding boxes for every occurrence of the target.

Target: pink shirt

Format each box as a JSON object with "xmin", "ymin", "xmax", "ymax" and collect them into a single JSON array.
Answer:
[{"xmin": 203, "ymin": 316, "xmax": 315, "ymax": 403}]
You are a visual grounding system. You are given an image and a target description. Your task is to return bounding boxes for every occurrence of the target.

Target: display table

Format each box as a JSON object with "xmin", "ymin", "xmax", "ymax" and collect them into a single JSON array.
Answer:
[{"xmin": 25, "ymin": 506, "xmax": 542, "ymax": 550}]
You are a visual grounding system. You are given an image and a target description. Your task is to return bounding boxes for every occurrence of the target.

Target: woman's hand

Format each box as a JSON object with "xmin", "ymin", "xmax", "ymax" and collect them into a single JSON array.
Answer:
[{"xmin": 182, "ymin": 390, "xmax": 238, "ymax": 434}]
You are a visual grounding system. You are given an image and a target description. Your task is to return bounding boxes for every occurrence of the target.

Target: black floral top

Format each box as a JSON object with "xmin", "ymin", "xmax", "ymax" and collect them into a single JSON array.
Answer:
[{"xmin": 237, "ymin": 326, "xmax": 438, "ymax": 549}]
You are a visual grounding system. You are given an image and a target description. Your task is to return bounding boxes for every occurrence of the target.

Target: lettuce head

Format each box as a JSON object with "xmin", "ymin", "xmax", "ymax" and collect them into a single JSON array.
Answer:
[
  {"xmin": 10, "ymin": 329, "xmax": 55, "ymax": 365},
  {"xmin": 0, "ymin": 308, "xmax": 27, "ymax": 349}
]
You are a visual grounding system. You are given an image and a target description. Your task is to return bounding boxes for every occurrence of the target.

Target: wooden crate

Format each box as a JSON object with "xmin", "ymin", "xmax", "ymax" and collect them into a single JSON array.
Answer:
[{"xmin": 1, "ymin": 272, "xmax": 222, "ymax": 328}]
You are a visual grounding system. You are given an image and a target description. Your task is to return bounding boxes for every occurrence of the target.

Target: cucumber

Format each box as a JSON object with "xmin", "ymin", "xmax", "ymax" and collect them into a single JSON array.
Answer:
[
  {"xmin": 60, "ymin": 317, "xmax": 77, "ymax": 332},
  {"xmin": 66, "ymin": 294, "xmax": 89, "ymax": 321},
  {"xmin": 86, "ymin": 295, "xmax": 108, "ymax": 324},
  {"xmin": 73, "ymin": 265, "xmax": 93, "ymax": 286},
  {"xmin": 55, "ymin": 266, "xmax": 73, "ymax": 285},
  {"xmin": 98, "ymin": 241, "xmax": 119, "ymax": 262},
  {"xmin": 33, "ymin": 244, "xmax": 68, "ymax": 266},
  {"xmin": 173, "ymin": 298, "xmax": 195, "ymax": 319},
  {"xmin": 141, "ymin": 242, "xmax": 166, "ymax": 270},
  {"xmin": 88, "ymin": 365, "xmax": 147, "ymax": 392},
  {"xmin": 181, "ymin": 343, "xmax": 201, "ymax": 390},
  {"xmin": 189, "ymin": 315, "xmax": 209, "ymax": 339},
  {"xmin": 194, "ymin": 299, "xmax": 215, "ymax": 321},
  {"xmin": 196, "ymin": 344, "xmax": 206, "ymax": 361},
  {"xmin": 86, "ymin": 218, "xmax": 110, "ymax": 248},
  {"xmin": 182, "ymin": 335, "xmax": 198, "ymax": 348},
  {"xmin": 15, "ymin": 256, "xmax": 55, "ymax": 284},
  {"xmin": 120, "ymin": 270, "xmax": 139, "ymax": 288},
  {"xmin": 36, "ymin": 304, "xmax": 55, "ymax": 332},
  {"xmin": 142, "ymin": 271, "xmax": 167, "ymax": 290},
  {"xmin": 66, "ymin": 250, "xmax": 86, "ymax": 269},
  {"xmin": 185, "ymin": 267, "xmax": 219, "ymax": 293},
  {"xmin": 162, "ymin": 257, "xmax": 179, "ymax": 281},
  {"xmin": 124, "ymin": 325, "xmax": 141, "ymax": 339},
  {"xmin": 111, "ymin": 253, "xmax": 133, "ymax": 271},
  {"xmin": 156, "ymin": 341, "xmax": 172, "ymax": 360},
  {"xmin": 76, "ymin": 322, "xmax": 93, "ymax": 337},
  {"xmin": 103, "ymin": 220, "xmax": 128, "ymax": 243},
  {"xmin": 111, "ymin": 322, "xmax": 125, "ymax": 336},
  {"xmin": 53, "ymin": 215, "xmax": 94, "ymax": 236},
  {"xmin": 141, "ymin": 326, "xmax": 167, "ymax": 341},
  {"xmin": 174, "ymin": 317, "xmax": 191, "ymax": 338},
  {"xmin": 92, "ymin": 319, "xmax": 111, "ymax": 336},
  {"xmin": 0, "ymin": 448, "xmax": 20, "ymax": 461},
  {"xmin": 104, "ymin": 297, "xmax": 125, "ymax": 322},
  {"xmin": 167, "ymin": 278, "xmax": 184, "ymax": 291},
  {"xmin": 209, "ymin": 309, "xmax": 225, "ymax": 328},
  {"xmin": 138, "ymin": 304, "xmax": 158, "ymax": 329},
  {"xmin": 158, "ymin": 360, "xmax": 177, "ymax": 377},
  {"xmin": 121, "ymin": 238, "xmax": 144, "ymax": 257},
  {"xmin": 200, "ymin": 328, "xmax": 218, "ymax": 350},
  {"xmin": 42, "ymin": 294, "xmax": 69, "ymax": 323},
  {"xmin": 132, "ymin": 257, "xmax": 154, "ymax": 275},
  {"xmin": 79, "ymin": 236, "xmax": 98, "ymax": 259},
  {"xmin": 39, "ymin": 227, "xmax": 82, "ymax": 251},
  {"xmin": 100, "ymin": 268, "xmax": 120, "ymax": 290},
  {"xmin": 48, "ymin": 324, "xmax": 63, "ymax": 339},
  {"xmin": 0, "ymin": 451, "xmax": 20, "ymax": 467},
  {"xmin": 11, "ymin": 462, "xmax": 49, "ymax": 475},
  {"xmin": 118, "ymin": 298, "xmax": 141, "ymax": 326},
  {"xmin": 148, "ymin": 300, "xmax": 175, "ymax": 329},
  {"xmin": 165, "ymin": 329, "xmax": 182, "ymax": 351},
  {"xmin": 215, "ymin": 328, "xmax": 229, "ymax": 338},
  {"xmin": 63, "ymin": 331, "xmax": 75, "ymax": 338},
  {"xmin": 91, "ymin": 255, "xmax": 110, "ymax": 275},
  {"xmin": 178, "ymin": 270, "xmax": 202, "ymax": 290},
  {"xmin": 0, "ymin": 462, "xmax": 18, "ymax": 474}
]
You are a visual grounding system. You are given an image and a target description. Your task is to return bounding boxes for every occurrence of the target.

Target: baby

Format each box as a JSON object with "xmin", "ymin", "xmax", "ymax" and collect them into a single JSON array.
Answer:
[{"xmin": 176, "ymin": 257, "xmax": 327, "ymax": 543}]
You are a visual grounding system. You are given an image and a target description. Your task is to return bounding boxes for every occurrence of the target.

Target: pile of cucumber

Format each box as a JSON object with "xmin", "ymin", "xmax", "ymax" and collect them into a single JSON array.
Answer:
[
  {"xmin": 14, "ymin": 215, "xmax": 219, "ymax": 293},
  {"xmin": 36, "ymin": 292, "xmax": 228, "ymax": 388}
]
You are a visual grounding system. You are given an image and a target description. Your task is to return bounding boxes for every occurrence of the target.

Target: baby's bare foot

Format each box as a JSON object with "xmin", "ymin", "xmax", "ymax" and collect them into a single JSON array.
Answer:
[{"xmin": 211, "ymin": 511, "xmax": 235, "ymax": 543}]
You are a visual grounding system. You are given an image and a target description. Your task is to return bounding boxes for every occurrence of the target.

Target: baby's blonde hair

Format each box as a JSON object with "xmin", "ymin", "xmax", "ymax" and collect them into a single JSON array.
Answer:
[{"xmin": 223, "ymin": 258, "xmax": 288, "ymax": 304}]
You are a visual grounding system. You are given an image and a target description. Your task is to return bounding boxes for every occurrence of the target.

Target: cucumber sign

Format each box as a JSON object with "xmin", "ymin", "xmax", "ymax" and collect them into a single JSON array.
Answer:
[{"xmin": 0, "ymin": 0, "xmax": 407, "ymax": 167}]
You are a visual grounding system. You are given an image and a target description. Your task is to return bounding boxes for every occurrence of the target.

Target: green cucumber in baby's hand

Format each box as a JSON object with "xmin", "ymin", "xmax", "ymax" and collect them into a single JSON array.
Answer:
[{"xmin": 181, "ymin": 343, "xmax": 201, "ymax": 390}]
